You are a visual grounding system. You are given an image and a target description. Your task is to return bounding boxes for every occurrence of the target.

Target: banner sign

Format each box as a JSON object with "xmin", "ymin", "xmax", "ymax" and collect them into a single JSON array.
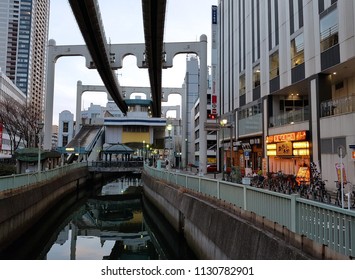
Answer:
[{"xmin": 335, "ymin": 163, "xmax": 347, "ymax": 182}]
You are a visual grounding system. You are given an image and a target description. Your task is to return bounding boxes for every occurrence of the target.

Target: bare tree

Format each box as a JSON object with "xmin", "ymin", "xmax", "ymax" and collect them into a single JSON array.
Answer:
[{"xmin": 0, "ymin": 95, "xmax": 41, "ymax": 154}]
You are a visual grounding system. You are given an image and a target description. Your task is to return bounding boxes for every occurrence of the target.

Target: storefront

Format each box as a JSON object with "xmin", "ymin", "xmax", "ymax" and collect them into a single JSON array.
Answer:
[
  {"xmin": 235, "ymin": 137, "xmax": 263, "ymax": 176},
  {"xmin": 266, "ymin": 131, "xmax": 310, "ymax": 177}
]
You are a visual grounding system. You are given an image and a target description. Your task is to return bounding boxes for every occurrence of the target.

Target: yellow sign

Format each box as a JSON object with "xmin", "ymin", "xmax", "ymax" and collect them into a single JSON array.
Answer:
[
  {"xmin": 296, "ymin": 166, "xmax": 310, "ymax": 184},
  {"xmin": 276, "ymin": 142, "xmax": 293, "ymax": 156}
]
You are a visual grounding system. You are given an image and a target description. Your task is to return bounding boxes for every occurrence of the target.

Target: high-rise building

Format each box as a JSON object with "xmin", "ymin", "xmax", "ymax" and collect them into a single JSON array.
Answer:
[
  {"xmin": 217, "ymin": 0, "xmax": 355, "ymax": 190},
  {"xmin": 0, "ymin": 0, "xmax": 50, "ymax": 120}
]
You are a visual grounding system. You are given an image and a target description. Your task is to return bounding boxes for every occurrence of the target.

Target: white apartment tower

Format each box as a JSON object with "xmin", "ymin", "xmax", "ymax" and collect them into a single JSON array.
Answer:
[
  {"xmin": 0, "ymin": 0, "xmax": 50, "ymax": 120},
  {"xmin": 217, "ymin": 0, "xmax": 355, "ymax": 190}
]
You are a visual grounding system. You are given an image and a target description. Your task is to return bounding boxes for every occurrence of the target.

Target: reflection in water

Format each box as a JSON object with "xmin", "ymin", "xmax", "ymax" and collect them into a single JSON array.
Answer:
[
  {"xmin": 43, "ymin": 177, "xmax": 195, "ymax": 260},
  {"xmin": 0, "ymin": 176, "xmax": 195, "ymax": 260},
  {"xmin": 47, "ymin": 198, "xmax": 157, "ymax": 260}
]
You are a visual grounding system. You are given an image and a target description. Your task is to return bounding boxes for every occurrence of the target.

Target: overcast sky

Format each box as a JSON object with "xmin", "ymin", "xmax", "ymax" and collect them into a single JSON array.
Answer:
[{"xmin": 48, "ymin": 0, "xmax": 217, "ymax": 125}]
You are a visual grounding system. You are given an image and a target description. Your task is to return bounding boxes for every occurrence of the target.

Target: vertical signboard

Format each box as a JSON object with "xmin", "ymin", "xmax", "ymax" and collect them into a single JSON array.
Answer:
[
  {"xmin": 211, "ymin": 5, "xmax": 218, "ymax": 115},
  {"xmin": 335, "ymin": 162, "xmax": 347, "ymax": 182}
]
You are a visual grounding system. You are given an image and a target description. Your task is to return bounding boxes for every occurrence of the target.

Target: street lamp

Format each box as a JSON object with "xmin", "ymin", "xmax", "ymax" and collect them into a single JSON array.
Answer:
[
  {"xmin": 146, "ymin": 144, "xmax": 150, "ymax": 164},
  {"xmin": 185, "ymin": 138, "xmax": 188, "ymax": 170},
  {"xmin": 220, "ymin": 118, "xmax": 234, "ymax": 181},
  {"xmin": 167, "ymin": 124, "xmax": 173, "ymax": 170},
  {"xmin": 220, "ymin": 119, "xmax": 227, "ymax": 180},
  {"xmin": 37, "ymin": 122, "xmax": 44, "ymax": 180}
]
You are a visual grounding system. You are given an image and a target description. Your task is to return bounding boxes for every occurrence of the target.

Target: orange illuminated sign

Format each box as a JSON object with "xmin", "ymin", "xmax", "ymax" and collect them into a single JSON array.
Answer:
[
  {"xmin": 266, "ymin": 131, "xmax": 307, "ymax": 143},
  {"xmin": 352, "ymin": 151, "xmax": 355, "ymax": 160}
]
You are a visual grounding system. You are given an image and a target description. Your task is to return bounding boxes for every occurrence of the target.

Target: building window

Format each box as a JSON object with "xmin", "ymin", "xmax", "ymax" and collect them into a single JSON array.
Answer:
[
  {"xmin": 291, "ymin": 33, "xmax": 304, "ymax": 67},
  {"xmin": 63, "ymin": 122, "xmax": 69, "ymax": 133},
  {"xmin": 238, "ymin": 103, "xmax": 262, "ymax": 120},
  {"xmin": 321, "ymin": 137, "xmax": 345, "ymax": 154},
  {"xmin": 239, "ymin": 74, "xmax": 246, "ymax": 96},
  {"xmin": 320, "ymin": 7, "xmax": 338, "ymax": 52},
  {"xmin": 269, "ymin": 51, "xmax": 279, "ymax": 79},
  {"xmin": 123, "ymin": 126, "xmax": 149, "ymax": 133},
  {"xmin": 253, "ymin": 65, "xmax": 260, "ymax": 88},
  {"xmin": 62, "ymin": 135, "xmax": 68, "ymax": 146}
]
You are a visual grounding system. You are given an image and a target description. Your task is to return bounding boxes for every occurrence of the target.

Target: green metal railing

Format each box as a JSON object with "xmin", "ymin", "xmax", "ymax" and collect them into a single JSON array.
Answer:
[
  {"xmin": 145, "ymin": 166, "xmax": 355, "ymax": 258},
  {"xmin": 0, "ymin": 162, "xmax": 88, "ymax": 192}
]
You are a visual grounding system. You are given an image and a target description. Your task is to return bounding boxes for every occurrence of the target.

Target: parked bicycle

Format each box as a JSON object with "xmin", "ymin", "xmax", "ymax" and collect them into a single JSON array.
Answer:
[
  {"xmin": 335, "ymin": 181, "xmax": 355, "ymax": 208},
  {"xmin": 308, "ymin": 162, "xmax": 331, "ymax": 204},
  {"xmin": 250, "ymin": 173, "xmax": 264, "ymax": 188}
]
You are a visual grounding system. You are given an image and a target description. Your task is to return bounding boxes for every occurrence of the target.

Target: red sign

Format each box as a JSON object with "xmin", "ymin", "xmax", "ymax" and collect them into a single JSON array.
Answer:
[{"xmin": 212, "ymin": 95, "xmax": 217, "ymax": 104}]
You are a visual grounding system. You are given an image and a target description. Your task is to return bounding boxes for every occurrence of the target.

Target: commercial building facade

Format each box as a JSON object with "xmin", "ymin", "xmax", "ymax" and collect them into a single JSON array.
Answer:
[{"xmin": 217, "ymin": 0, "xmax": 355, "ymax": 189}]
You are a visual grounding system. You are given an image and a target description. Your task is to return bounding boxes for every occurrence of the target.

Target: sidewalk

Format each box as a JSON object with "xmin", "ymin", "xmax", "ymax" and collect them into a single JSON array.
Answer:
[{"xmin": 169, "ymin": 167, "xmax": 225, "ymax": 180}]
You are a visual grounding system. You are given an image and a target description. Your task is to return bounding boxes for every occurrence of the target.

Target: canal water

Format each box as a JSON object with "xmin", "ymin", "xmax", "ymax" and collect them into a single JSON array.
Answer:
[{"xmin": 0, "ymin": 176, "xmax": 196, "ymax": 260}]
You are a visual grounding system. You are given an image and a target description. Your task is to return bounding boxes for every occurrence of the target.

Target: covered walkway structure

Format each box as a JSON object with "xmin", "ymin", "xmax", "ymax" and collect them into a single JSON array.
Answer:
[{"xmin": 102, "ymin": 143, "xmax": 134, "ymax": 162}]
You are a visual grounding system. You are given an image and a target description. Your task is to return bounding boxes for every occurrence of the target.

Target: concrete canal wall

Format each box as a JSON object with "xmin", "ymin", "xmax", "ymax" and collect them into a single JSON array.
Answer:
[
  {"xmin": 142, "ymin": 172, "xmax": 346, "ymax": 260},
  {"xmin": 0, "ymin": 167, "xmax": 102, "ymax": 251}
]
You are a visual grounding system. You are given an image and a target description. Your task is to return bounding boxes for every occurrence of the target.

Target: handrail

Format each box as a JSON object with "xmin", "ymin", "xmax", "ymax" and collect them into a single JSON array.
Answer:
[
  {"xmin": 269, "ymin": 106, "xmax": 309, "ymax": 127},
  {"xmin": 144, "ymin": 165, "xmax": 355, "ymax": 258},
  {"xmin": 0, "ymin": 162, "xmax": 88, "ymax": 193},
  {"xmin": 320, "ymin": 94, "xmax": 355, "ymax": 117}
]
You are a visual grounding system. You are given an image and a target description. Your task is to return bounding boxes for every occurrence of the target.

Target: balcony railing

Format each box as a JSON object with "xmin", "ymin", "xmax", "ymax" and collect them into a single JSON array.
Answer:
[
  {"xmin": 320, "ymin": 95, "xmax": 355, "ymax": 117},
  {"xmin": 269, "ymin": 106, "xmax": 309, "ymax": 127}
]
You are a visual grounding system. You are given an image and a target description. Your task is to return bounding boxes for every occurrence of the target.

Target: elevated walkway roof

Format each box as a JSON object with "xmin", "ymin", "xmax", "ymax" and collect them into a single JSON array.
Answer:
[{"xmin": 66, "ymin": 125, "xmax": 103, "ymax": 152}]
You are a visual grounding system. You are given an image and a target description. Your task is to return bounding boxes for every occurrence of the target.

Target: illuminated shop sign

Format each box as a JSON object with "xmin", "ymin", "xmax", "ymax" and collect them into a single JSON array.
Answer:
[
  {"xmin": 266, "ymin": 131, "xmax": 307, "ymax": 143},
  {"xmin": 266, "ymin": 139, "xmax": 310, "ymax": 157},
  {"xmin": 276, "ymin": 142, "xmax": 293, "ymax": 156}
]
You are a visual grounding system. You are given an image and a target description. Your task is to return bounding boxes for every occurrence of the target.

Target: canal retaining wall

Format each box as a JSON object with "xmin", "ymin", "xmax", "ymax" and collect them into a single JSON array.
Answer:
[
  {"xmin": 142, "ymin": 172, "xmax": 346, "ymax": 260},
  {"xmin": 0, "ymin": 167, "xmax": 103, "ymax": 251}
]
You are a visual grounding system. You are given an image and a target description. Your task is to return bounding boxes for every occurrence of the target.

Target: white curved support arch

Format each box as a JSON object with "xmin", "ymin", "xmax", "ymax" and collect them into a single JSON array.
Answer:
[
  {"xmin": 76, "ymin": 81, "xmax": 185, "ymax": 130},
  {"xmin": 45, "ymin": 36, "xmax": 207, "ymax": 174},
  {"xmin": 76, "ymin": 81, "xmax": 108, "ymax": 133},
  {"xmin": 162, "ymin": 105, "xmax": 181, "ymax": 119},
  {"xmin": 44, "ymin": 40, "xmax": 147, "ymax": 149},
  {"xmin": 161, "ymin": 87, "xmax": 184, "ymax": 102}
]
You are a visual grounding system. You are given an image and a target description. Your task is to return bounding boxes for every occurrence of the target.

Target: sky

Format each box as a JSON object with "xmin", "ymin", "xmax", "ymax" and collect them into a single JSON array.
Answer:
[{"xmin": 48, "ymin": 0, "xmax": 217, "ymax": 125}]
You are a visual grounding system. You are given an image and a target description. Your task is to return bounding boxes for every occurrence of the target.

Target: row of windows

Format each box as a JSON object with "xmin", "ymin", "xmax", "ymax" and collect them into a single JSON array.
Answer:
[
  {"xmin": 236, "ymin": 3, "xmax": 338, "ymax": 88},
  {"xmin": 239, "ymin": 103, "xmax": 262, "ymax": 120},
  {"xmin": 123, "ymin": 126, "xmax": 149, "ymax": 133}
]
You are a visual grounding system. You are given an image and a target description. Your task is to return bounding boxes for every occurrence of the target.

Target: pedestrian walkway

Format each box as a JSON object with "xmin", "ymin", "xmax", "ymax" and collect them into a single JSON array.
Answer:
[{"xmin": 169, "ymin": 167, "xmax": 225, "ymax": 180}]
